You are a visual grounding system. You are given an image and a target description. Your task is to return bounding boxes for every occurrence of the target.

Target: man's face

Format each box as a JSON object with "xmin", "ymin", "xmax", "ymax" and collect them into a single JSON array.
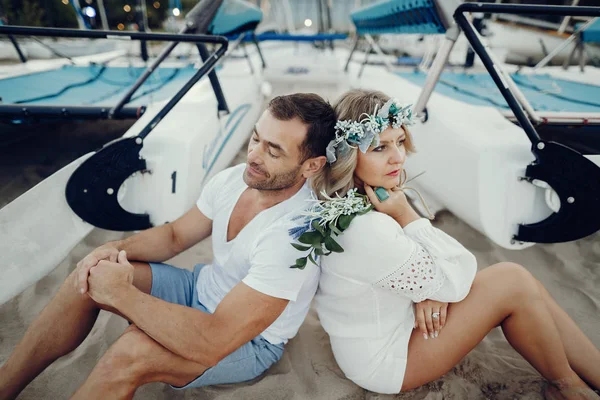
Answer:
[{"xmin": 244, "ymin": 109, "xmax": 308, "ymax": 190}]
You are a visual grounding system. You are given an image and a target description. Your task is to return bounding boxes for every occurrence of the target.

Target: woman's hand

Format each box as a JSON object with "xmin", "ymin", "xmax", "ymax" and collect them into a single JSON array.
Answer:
[
  {"xmin": 364, "ymin": 184, "xmax": 421, "ymax": 227},
  {"xmin": 364, "ymin": 184, "xmax": 410, "ymax": 220},
  {"xmin": 414, "ymin": 299, "xmax": 448, "ymax": 340}
]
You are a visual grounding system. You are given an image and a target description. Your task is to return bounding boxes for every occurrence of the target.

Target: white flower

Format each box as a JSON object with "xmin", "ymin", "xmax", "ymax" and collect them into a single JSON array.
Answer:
[{"xmin": 302, "ymin": 189, "xmax": 370, "ymax": 228}]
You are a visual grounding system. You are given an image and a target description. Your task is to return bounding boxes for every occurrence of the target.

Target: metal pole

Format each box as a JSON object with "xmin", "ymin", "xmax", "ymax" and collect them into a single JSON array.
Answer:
[
  {"xmin": 558, "ymin": 0, "xmax": 579, "ymax": 35},
  {"xmin": 31, "ymin": 37, "xmax": 75, "ymax": 63},
  {"xmin": 325, "ymin": 0, "xmax": 334, "ymax": 50},
  {"xmin": 413, "ymin": 26, "xmax": 459, "ymax": 117},
  {"xmin": 454, "ymin": 5, "xmax": 541, "ymax": 145},
  {"xmin": 7, "ymin": 34, "xmax": 27, "ymax": 63},
  {"xmin": 252, "ymin": 33, "xmax": 266, "ymax": 68},
  {"xmin": 534, "ymin": 17, "xmax": 597, "ymax": 70},
  {"xmin": 137, "ymin": 0, "xmax": 149, "ymax": 61},
  {"xmin": 108, "ymin": 26, "xmax": 228, "ymax": 118},
  {"xmin": 136, "ymin": 42, "xmax": 228, "ymax": 139},
  {"xmin": 109, "ymin": 40, "xmax": 180, "ymax": 118},
  {"xmin": 358, "ymin": 39, "xmax": 372, "ymax": 79},
  {"xmin": 197, "ymin": 43, "xmax": 229, "ymax": 113},
  {"xmin": 70, "ymin": 0, "xmax": 88, "ymax": 30},
  {"xmin": 241, "ymin": 42, "xmax": 255, "ymax": 75},
  {"xmin": 468, "ymin": 18, "xmax": 541, "ymax": 125},
  {"xmin": 281, "ymin": 0, "xmax": 295, "ymax": 33},
  {"xmin": 344, "ymin": 35, "xmax": 360, "ymax": 72},
  {"xmin": 365, "ymin": 34, "xmax": 392, "ymax": 72},
  {"xmin": 96, "ymin": 0, "xmax": 109, "ymax": 31}
]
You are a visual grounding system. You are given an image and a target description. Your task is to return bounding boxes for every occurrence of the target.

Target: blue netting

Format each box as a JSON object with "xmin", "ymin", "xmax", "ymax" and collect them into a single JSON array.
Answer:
[
  {"xmin": 351, "ymin": 0, "xmax": 446, "ymax": 35},
  {"xmin": 1, "ymin": 64, "xmax": 198, "ymax": 107},
  {"xmin": 578, "ymin": 19, "xmax": 600, "ymax": 43},
  {"xmin": 209, "ymin": 0, "xmax": 262, "ymax": 36},
  {"xmin": 395, "ymin": 70, "xmax": 600, "ymax": 112}
]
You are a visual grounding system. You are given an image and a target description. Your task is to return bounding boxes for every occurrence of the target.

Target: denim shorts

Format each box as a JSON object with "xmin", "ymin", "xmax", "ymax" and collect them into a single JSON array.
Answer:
[{"xmin": 149, "ymin": 262, "xmax": 285, "ymax": 389}]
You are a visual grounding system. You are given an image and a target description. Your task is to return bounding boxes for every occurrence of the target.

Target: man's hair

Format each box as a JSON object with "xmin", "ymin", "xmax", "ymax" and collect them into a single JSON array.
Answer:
[{"xmin": 268, "ymin": 93, "xmax": 336, "ymax": 162}]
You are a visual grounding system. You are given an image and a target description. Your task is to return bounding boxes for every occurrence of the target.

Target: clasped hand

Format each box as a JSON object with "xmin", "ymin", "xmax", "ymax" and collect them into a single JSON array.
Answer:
[
  {"xmin": 414, "ymin": 299, "xmax": 448, "ymax": 340},
  {"xmin": 73, "ymin": 246, "xmax": 134, "ymax": 307}
]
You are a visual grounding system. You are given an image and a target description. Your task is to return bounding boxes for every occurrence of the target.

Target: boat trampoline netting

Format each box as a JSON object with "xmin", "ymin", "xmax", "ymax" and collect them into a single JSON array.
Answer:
[
  {"xmin": 1, "ymin": 64, "xmax": 198, "ymax": 107},
  {"xmin": 395, "ymin": 70, "xmax": 600, "ymax": 112}
]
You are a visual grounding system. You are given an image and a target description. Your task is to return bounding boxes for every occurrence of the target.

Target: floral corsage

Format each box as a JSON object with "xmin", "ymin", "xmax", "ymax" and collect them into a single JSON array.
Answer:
[{"xmin": 288, "ymin": 188, "xmax": 373, "ymax": 269}]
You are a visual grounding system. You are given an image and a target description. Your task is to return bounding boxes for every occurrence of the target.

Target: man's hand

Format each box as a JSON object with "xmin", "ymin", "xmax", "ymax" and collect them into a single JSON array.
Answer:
[
  {"xmin": 75, "ymin": 245, "xmax": 120, "ymax": 294},
  {"xmin": 87, "ymin": 250, "xmax": 134, "ymax": 308},
  {"xmin": 414, "ymin": 299, "xmax": 448, "ymax": 340}
]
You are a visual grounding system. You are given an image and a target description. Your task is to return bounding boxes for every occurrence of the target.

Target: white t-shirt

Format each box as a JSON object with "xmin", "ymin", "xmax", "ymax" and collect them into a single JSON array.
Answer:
[
  {"xmin": 315, "ymin": 212, "xmax": 477, "ymax": 393},
  {"xmin": 195, "ymin": 163, "xmax": 319, "ymax": 345}
]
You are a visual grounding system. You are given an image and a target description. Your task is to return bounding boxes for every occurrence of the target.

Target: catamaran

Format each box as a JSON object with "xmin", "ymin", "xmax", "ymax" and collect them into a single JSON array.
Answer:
[{"xmin": 1, "ymin": 0, "xmax": 599, "ymax": 307}]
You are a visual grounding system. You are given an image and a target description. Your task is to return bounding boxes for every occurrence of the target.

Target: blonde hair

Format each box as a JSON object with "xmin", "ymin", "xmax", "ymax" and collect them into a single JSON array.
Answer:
[{"xmin": 310, "ymin": 89, "xmax": 416, "ymax": 200}]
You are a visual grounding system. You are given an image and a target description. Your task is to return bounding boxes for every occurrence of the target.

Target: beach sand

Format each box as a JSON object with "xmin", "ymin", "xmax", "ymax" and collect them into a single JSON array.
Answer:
[{"xmin": 1, "ymin": 83, "xmax": 599, "ymax": 400}]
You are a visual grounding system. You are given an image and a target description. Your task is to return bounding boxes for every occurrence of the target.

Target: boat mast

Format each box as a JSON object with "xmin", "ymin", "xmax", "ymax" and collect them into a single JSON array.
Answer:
[
  {"xmin": 97, "ymin": 0, "xmax": 109, "ymax": 30},
  {"xmin": 70, "ymin": 0, "xmax": 89, "ymax": 30}
]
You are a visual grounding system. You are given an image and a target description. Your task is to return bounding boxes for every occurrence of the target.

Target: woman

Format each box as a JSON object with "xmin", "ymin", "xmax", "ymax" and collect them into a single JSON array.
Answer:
[{"xmin": 302, "ymin": 89, "xmax": 600, "ymax": 398}]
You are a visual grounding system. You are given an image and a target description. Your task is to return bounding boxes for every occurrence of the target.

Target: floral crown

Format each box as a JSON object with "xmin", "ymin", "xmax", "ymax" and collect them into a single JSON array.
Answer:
[{"xmin": 326, "ymin": 98, "xmax": 414, "ymax": 164}]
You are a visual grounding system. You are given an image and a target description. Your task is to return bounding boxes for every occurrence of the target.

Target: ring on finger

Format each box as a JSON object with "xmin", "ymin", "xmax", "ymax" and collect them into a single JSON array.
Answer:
[
  {"xmin": 432, "ymin": 312, "xmax": 440, "ymax": 320},
  {"xmin": 374, "ymin": 187, "xmax": 390, "ymax": 202}
]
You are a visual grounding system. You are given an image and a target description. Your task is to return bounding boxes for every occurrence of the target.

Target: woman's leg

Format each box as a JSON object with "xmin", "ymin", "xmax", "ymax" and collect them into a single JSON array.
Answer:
[
  {"xmin": 400, "ymin": 262, "xmax": 593, "ymax": 398},
  {"xmin": 0, "ymin": 262, "xmax": 152, "ymax": 400},
  {"xmin": 535, "ymin": 280, "xmax": 600, "ymax": 390}
]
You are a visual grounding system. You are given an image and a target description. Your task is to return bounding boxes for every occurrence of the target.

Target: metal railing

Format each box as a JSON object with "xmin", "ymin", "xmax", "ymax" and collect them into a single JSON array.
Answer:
[{"xmin": 0, "ymin": 25, "xmax": 229, "ymax": 129}]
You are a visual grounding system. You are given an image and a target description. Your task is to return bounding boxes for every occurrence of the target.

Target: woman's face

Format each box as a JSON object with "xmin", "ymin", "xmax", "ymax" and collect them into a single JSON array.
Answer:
[{"xmin": 355, "ymin": 126, "xmax": 407, "ymax": 190}]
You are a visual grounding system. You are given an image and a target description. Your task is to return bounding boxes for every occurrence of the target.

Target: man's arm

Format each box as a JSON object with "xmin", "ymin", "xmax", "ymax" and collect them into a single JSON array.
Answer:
[
  {"xmin": 112, "ymin": 280, "xmax": 288, "ymax": 366},
  {"xmin": 110, "ymin": 206, "xmax": 213, "ymax": 262},
  {"xmin": 77, "ymin": 206, "xmax": 212, "ymax": 293}
]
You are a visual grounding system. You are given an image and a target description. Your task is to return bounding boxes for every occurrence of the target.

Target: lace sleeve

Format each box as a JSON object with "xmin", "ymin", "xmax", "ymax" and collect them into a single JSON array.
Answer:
[{"xmin": 373, "ymin": 245, "xmax": 447, "ymax": 303}]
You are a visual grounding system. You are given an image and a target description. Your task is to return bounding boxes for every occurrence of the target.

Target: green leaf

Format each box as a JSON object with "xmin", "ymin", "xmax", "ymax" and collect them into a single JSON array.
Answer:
[
  {"xmin": 314, "ymin": 248, "xmax": 324, "ymax": 256},
  {"xmin": 358, "ymin": 205, "xmax": 374, "ymax": 215},
  {"xmin": 338, "ymin": 214, "xmax": 355, "ymax": 230},
  {"xmin": 308, "ymin": 253, "xmax": 318, "ymax": 266},
  {"xmin": 291, "ymin": 257, "xmax": 308, "ymax": 269},
  {"xmin": 291, "ymin": 243, "xmax": 311, "ymax": 251},
  {"xmin": 311, "ymin": 220, "xmax": 325, "ymax": 235},
  {"xmin": 330, "ymin": 224, "xmax": 342, "ymax": 236},
  {"xmin": 298, "ymin": 230, "xmax": 324, "ymax": 246},
  {"xmin": 324, "ymin": 236, "xmax": 344, "ymax": 253}
]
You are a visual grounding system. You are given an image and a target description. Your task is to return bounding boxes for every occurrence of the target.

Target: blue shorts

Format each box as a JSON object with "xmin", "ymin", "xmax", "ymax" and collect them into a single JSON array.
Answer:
[{"xmin": 149, "ymin": 262, "xmax": 285, "ymax": 389}]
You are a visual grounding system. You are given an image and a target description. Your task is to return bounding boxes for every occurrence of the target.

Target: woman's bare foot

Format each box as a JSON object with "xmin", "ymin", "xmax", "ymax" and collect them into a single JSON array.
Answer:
[{"xmin": 544, "ymin": 378, "xmax": 600, "ymax": 400}]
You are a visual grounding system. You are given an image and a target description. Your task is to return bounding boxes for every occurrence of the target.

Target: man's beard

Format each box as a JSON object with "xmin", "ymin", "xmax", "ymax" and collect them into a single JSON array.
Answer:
[{"xmin": 244, "ymin": 164, "xmax": 302, "ymax": 191}]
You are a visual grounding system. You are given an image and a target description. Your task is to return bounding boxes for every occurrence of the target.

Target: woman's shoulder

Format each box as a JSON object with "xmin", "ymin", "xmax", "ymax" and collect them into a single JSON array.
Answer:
[
  {"xmin": 348, "ymin": 211, "xmax": 400, "ymax": 233},
  {"xmin": 338, "ymin": 211, "xmax": 402, "ymax": 247}
]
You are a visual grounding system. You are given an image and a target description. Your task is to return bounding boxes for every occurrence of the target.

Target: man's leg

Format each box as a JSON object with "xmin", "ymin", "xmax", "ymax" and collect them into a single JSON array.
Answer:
[
  {"xmin": 0, "ymin": 261, "xmax": 152, "ymax": 400},
  {"xmin": 70, "ymin": 325, "xmax": 209, "ymax": 400}
]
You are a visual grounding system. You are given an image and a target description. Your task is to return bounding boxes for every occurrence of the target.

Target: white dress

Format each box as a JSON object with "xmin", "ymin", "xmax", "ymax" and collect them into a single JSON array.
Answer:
[{"xmin": 314, "ymin": 212, "xmax": 478, "ymax": 394}]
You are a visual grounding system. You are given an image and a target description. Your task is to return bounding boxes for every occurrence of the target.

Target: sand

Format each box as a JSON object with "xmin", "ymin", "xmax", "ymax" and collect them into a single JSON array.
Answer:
[{"xmin": 1, "ymin": 83, "xmax": 599, "ymax": 400}]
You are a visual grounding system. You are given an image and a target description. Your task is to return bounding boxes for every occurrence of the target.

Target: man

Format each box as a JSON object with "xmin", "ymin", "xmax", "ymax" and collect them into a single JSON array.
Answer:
[{"xmin": 0, "ymin": 93, "xmax": 337, "ymax": 399}]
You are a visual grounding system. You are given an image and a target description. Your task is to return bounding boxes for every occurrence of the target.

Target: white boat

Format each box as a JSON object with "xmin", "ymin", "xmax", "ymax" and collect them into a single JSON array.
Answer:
[
  {"xmin": 376, "ymin": 2, "xmax": 600, "ymax": 67},
  {"xmin": 343, "ymin": 0, "xmax": 600, "ymax": 250},
  {"xmin": 2, "ymin": 0, "xmax": 600, "ymax": 301},
  {"xmin": 0, "ymin": 0, "xmax": 265, "ymax": 304}
]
